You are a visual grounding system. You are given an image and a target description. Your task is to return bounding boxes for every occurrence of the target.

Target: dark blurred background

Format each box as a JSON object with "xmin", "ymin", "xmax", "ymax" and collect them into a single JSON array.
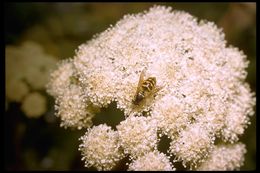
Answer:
[{"xmin": 5, "ymin": 3, "xmax": 256, "ymax": 171}]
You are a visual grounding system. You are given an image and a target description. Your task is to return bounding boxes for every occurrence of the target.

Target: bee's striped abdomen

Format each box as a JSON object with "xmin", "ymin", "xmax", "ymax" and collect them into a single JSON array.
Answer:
[{"xmin": 142, "ymin": 77, "xmax": 156, "ymax": 92}]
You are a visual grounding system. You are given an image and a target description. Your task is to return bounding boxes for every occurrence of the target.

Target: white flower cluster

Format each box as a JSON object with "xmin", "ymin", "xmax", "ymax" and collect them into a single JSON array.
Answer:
[
  {"xmin": 47, "ymin": 5, "xmax": 255, "ymax": 170},
  {"xmin": 169, "ymin": 123, "xmax": 215, "ymax": 168},
  {"xmin": 79, "ymin": 124, "xmax": 124, "ymax": 171},
  {"xmin": 47, "ymin": 59, "xmax": 100, "ymax": 129},
  {"xmin": 197, "ymin": 143, "xmax": 247, "ymax": 171},
  {"xmin": 6, "ymin": 41, "xmax": 57, "ymax": 118},
  {"xmin": 116, "ymin": 116, "xmax": 158, "ymax": 159},
  {"xmin": 128, "ymin": 151, "xmax": 175, "ymax": 171}
]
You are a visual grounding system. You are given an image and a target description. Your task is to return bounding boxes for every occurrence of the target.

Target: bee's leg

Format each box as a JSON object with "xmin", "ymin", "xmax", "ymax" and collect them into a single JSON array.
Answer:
[{"xmin": 151, "ymin": 86, "xmax": 163, "ymax": 97}]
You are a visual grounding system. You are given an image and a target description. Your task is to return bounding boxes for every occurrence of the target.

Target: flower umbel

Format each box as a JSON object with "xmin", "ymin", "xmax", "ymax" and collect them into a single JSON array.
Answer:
[
  {"xmin": 196, "ymin": 143, "xmax": 247, "ymax": 171},
  {"xmin": 116, "ymin": 116, "xmax": 158, "ymax": 159},
  {"xmin": 79, "ymin": 124, "xmax": 124, "ymax": 171},
  {"xmin": 47, "ymin": 5, "xmax": 255, "ymax": 170},
  {"xmin": 128, "ymin": 151, "xmax": 175, "ymax": 171}
]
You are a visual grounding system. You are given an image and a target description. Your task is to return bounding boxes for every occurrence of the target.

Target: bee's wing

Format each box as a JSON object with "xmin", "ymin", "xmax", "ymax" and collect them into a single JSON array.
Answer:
[
  {"xmin": 136, "ymin": 69, "xmax": 145, "ymax": 91},
  {"xmin": 150, "ymin": 84, "xmax": 165, "ymax": 100},
  {"xmin": 133, "ymin": 70, "xmax": 145, "ymax": 98}
]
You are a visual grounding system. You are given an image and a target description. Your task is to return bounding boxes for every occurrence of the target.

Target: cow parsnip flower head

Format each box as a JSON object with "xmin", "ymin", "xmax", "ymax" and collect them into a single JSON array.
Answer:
[
  {"xmin": 48, "ymin": 59, "xmax": 100, "ymax": 129},
  {"xmin": 169, "ymin": 122, "xmax": 215, "ymax": 168},
  {"xmin": 47, "ymin": 5, "xmax": 255, "ymax": 170},
  {"xmin": 196, "ymin": 143, "xmax": 247, "ymax": 171},
  {"xmin": 128, "ymin": 151, "xmax": 175, "ymax": 171},
  {"xmin": 79, "ymin": 124, "xmax": 124, "ymax": 171},
  {"xmin": 116, "ymin": 116, "xmax": 158, "ymax": 159},
  {"xmin": 47, "ymin": 59, "xmax": 75, "ymax": 98},
  {"xmin": 54, "ymin": 84, "xmax": 96, "ymax": 130}
]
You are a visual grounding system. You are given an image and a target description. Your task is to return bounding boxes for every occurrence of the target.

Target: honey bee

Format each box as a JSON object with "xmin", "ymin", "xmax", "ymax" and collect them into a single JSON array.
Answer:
[{"xmin": 132, "ymin": 70, "xmax": 161, "ymax": 105}]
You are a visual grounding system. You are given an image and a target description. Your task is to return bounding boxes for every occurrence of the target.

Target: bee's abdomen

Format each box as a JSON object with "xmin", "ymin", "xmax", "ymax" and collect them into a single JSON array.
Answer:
[{"xmin": 142, "ymin": 77, "xmax": 156, "ymax": 91}]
